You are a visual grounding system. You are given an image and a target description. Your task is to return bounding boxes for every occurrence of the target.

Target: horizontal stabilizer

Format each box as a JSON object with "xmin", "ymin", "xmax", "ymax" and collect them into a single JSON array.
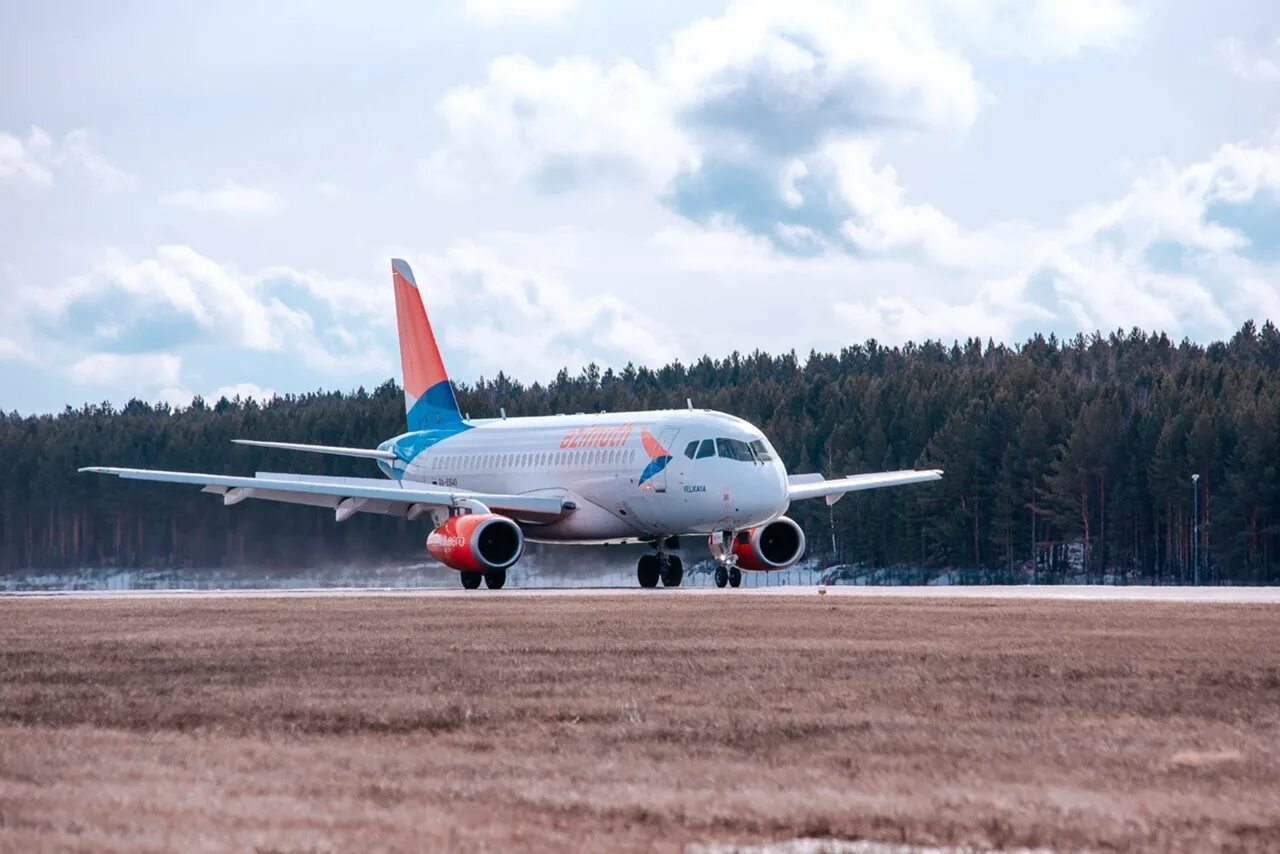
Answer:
[
  {"xmin": 233, "ymin": 439, "xmax": 396, "ymax": 461},
  {"xmin": 788, "ymin": 469, "xmax": 943, "ymax": 505}
]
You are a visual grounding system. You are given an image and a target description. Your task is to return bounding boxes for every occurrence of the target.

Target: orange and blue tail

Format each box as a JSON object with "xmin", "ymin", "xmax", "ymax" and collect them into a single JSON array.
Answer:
[{"xmin": 391, "ymin": 259, "xmax": 464, "ymax": 432}]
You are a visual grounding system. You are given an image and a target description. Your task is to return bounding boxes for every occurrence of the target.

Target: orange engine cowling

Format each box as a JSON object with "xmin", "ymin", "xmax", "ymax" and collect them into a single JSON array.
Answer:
[
  {"xmin": 731, "ymin": 516, "xmax": 806, "ymax": 571},
  {"xmin": 427, "ymin": 514, "xmax": 524, "ymax": 572}
]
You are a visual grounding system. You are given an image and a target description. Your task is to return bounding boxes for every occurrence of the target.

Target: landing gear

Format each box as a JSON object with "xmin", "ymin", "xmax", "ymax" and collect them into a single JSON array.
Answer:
[
  {"xmin": 638, "ymin": 540, "xmax": 683, "ymax": 589},
  {"xmin": 709, "ymin": 531, "xmax": 743, "ymax": 589},
  {"xmin": 637, "ymin": 553, "xmax": 660, "ymax": 588},
  {"xmin": 661, "ymin": 555, "xmax": 683, "ymax": 587},
  {"xmin": 460, "ymin": 571, "xmax": 482, "ymax": 590},
  {"xmin": 484, "ymin": 568, "xmax": 506, "ymax": 589}
]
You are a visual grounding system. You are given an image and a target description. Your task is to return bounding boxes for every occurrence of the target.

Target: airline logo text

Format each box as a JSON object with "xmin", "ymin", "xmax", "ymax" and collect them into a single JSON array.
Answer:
[{"xmin": 560, "ymin": 423, "xmax": 634, "ymax": 449}]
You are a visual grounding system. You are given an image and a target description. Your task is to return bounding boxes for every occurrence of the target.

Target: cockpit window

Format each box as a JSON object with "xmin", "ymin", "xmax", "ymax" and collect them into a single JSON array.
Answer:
[
  {"xmin": 684, "ymin": 440, "xmax": 698, "ymax": 459},
  {"xmin": 695, "ymin": 439, "xmax": 716, "ymax": 459},
  {"xmin": 716, "ymin": 438, "xmax": 755, "ymax": 461},
  {"xmin": 749, "ymin": 439, "xmax": 773, "ymax": 462}
]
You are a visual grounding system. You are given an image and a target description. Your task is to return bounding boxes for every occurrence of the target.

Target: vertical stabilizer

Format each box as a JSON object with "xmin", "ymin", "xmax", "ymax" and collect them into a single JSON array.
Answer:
[{"xmin": 391, "ymin": 258, "xmax": 462, "ymax": 431}]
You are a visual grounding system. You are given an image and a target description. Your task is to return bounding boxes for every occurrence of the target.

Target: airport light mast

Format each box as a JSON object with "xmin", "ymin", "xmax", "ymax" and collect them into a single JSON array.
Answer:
[{"xmin": 1191, "ymin": 473, "xmax": 1200, "ymax": 586}]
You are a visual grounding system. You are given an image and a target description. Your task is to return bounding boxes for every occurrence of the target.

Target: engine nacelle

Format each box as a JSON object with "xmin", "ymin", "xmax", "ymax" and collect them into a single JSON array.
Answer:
[
  {"xmin": 427, "ymin": 513, "xmax": 524, "ymax": 572},
  {"xmin": 731, "ymin": 516, "xmax": 806, "ymax": 571}
]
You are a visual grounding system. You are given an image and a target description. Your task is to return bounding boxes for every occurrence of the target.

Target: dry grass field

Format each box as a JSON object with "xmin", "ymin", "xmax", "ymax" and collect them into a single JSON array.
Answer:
[{"xmin": 2, "ymin": 593, "xmax": 1279, "ymax": 852}]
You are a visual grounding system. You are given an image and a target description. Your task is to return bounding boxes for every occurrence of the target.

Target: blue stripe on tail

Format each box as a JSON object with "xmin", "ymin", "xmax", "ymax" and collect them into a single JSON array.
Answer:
[{"xmin": 406, "ymin": 379, "xmax": 466, "ymax": 433}]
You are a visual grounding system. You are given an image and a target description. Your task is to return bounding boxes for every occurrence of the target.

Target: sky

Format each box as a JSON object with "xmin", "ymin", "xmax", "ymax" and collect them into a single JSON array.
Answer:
[{"xmin": 2, "ymin": 0, "xmax": 1279, "ymax": 414}]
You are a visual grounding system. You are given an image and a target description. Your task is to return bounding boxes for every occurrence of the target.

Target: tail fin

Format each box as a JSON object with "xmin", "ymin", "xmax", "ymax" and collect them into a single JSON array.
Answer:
[{"xmin": 391, "ymin": 258, "xmax": 463, "ymax": 431}]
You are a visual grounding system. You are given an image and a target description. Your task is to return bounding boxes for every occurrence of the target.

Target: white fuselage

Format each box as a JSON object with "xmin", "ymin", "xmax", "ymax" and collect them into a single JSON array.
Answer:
[{"xmin": 379, "ymin": 409, "xmax": 790, "ymax": 543}]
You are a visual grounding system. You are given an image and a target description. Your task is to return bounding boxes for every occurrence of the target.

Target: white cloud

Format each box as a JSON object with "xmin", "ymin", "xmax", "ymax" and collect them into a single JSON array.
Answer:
[
  {"xmin": 160, "ymin": 180, "xmax": 284, "ymax": 216},
  {"xmin": 0, "ymin": 337, "xmax": 30, "ymax": 362},
  {"xmin": 30, "ymin": 245, "xmax": 307, "ymax": 352},
  {"xmin": 61, "ymin": 130, "xmax": 136, "ymax": 191},
  {"xmin": 434, "ymin": 55, "xmax": 693, "ymax": 192},
  {"xmin": 463, "ymin": 0, "xmax": 579, "ymax": 25},
  {"xmin": 6, "ymin": 246, "xmax": 395, "ymax": 405},
  {"xmin": 663, "ymin": 0, "xmax": 981, "ymax": 142},
  {"xmin": 0, "ymin": 128, "xmax": 54, "ymax": 185},
  {"xmin": 404, "ymin": 242, "xmax": 678, "ymax": 378},
  {"xmin": 653, "ymin": 127, "xmax": 1280, "ymax": 346},
  {"xmin": 1216, "ymin": 37, "xmax": 1280, "ymax": 82},
  {"xmin": 68, "ymin": 352, "xmax": 182, "ymax": 387},
  {"xmin": 431, "ymin": 0, "xmax": 983, "ymax": 195},
  {"xmin": 423, "ymin": 2, "xmax": 1273, "ymax": 355},
  {"xmin": 0, "ymin": 126, "xmax": 133, "ymax": 190},
  {"xmin": 941, "ymin": 0, "xmax": 1143, "ymax": 59},
  {"xmin": 430, "ymin": 0, "xmax": 1148, "ymax": 201}
]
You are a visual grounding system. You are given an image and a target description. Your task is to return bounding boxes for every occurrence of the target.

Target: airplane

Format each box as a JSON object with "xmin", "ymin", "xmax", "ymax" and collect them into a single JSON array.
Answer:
[{"xmin": 82, "ymin": 259, "xmax": 943, "ymax": 590}]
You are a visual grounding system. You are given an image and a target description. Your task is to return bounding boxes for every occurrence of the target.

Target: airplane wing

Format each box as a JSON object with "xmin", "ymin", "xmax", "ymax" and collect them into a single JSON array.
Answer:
[
  {"xmin": 79, "ymin": 467, "xmax": 572, "ymax": 524},
  {"xmin": 788, "ymin": 469, "xmax": 943, "ymax": 505}
]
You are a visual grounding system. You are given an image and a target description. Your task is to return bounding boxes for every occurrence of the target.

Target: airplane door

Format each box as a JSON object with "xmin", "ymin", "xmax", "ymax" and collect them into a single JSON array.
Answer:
[
  {"xmin": 621, "ymin": 426, "xmax": 681, "ymax": 531},
  {"xmin": 651, "ymin": 426, "xmax": 679, "ymax": 493}
]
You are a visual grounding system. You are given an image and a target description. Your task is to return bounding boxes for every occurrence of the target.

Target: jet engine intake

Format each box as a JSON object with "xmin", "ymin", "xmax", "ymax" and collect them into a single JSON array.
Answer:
[
  {"xmin": 427, "ymin": 513, "xmax": 524, "ymax": 572},
  {"xmin": 731, "ymin": 516, "xmax": 806, "ymax": 571}
]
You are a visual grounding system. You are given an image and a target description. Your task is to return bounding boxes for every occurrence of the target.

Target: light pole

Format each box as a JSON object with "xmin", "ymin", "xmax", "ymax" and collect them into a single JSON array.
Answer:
[{"xmin": 1191, "ymin": 473, "xmax": 1200, "ymax": 586}]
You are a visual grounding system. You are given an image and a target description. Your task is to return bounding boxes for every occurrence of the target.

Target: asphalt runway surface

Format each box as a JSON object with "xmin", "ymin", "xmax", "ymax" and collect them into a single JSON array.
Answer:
[
  {"xmin": 8, "ymin": 584, "xmax": 1280, "ymax": 603},
  {"xmin": 2, "ymin": 591, "xmax": 1278, "ymax": 851}
]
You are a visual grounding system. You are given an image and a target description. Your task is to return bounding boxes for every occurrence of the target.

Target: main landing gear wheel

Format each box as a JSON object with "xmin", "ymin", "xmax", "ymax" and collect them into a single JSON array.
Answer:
[
  {"xmin": 714, "ymin": 565, "xmax": 728, "ymax": 588},
  {"xmin": 728, "ymin": 567, "xmax": 742, "ymax": 588},
  {"xmin": 660, "ymin": 555, "xmax": 684, "ymax": 587},
  {"xmin": 484, "ymin": 568, "xmax": 507, "ymax": 590},
  {"xmin": 460, "ymin": 571, "xmax": 482, "ymax": 590},
  {"xmin": 637, "ymin": 553, "xmax": 660, "ymax": 588}
]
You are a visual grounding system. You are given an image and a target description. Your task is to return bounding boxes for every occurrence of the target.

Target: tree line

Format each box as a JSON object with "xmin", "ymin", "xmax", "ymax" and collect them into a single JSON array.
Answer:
[{"xmin": 2, "ymin": 322, "xmax": 1279, "ymax": 583}]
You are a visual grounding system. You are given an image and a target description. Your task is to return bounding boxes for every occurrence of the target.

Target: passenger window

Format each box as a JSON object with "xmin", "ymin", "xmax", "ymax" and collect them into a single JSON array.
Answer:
[{"xmin": 695, "ymin": 439, "xmax": 715, "ymax": 459}]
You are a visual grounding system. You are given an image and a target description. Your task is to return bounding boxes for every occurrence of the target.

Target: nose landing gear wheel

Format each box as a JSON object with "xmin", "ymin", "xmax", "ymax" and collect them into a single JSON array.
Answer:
[
  {"xmin": 714, "ymin": 565, "xmax": 728, "ymax": 588},
  {"xmin": 660, "ymin": 555, "xmax": 684, "ymax": 587},
  {"xmin": 637, "ymin": 554, "xmax": 660, "ymax": 588},
  {"xmin": 728, "ymin": 567, "xmax": 742, "ymax": 588},
  {"xmin": 460, "ymin": 571, "xmax": 482, "ymax": 590},
  {"xmin": 484, "ymin": 568, "xmax": 507, "ymax": 589}
]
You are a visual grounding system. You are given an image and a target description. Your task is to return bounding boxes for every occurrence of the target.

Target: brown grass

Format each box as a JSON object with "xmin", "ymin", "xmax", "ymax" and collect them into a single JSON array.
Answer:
[{"xmin": 1, "ymin": 594, "xmax": 1278, "ymax": 852}]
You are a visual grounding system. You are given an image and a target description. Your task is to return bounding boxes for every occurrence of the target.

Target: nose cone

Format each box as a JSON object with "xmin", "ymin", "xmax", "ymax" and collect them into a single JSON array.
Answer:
[{"xmin": 741, "ymin": 460, "xmax": 790, "ymax": 526}]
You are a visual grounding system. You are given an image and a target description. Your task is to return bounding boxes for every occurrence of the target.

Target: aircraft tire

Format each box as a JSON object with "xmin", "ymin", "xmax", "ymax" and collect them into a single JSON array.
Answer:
[
  {"xmin": 637, "ymin": 554, "xmax": 660, "ymax": 588},
  {"xmin": 460, "ymin": 571, "xmax": 483, "ymax": 590},
  {"xmin": 714, "ymin": 565, "xmax": 728, "ymax": 588},
  {"xmin": 728, "ymin": 567, "xmax": 742, "ymax": 588},
  {"xmin": 484, "ymin": 568, "xmax": 507, "ymax": 589},
  {"xmin": 661, "ymin": 555, "xmax": 684, "ymax": 587}
]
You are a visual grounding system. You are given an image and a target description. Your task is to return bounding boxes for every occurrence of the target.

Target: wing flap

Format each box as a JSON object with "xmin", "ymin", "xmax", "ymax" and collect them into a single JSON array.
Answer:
[{"xmin": 788, "ymin": 469, "xmax": 943, "ymax": 505}]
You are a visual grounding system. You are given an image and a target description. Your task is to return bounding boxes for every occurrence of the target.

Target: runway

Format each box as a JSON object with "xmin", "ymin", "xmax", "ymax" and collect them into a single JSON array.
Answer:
[{"xmin": 6, "ymin": 583, "xmax": 1280, "ymax": 603}]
